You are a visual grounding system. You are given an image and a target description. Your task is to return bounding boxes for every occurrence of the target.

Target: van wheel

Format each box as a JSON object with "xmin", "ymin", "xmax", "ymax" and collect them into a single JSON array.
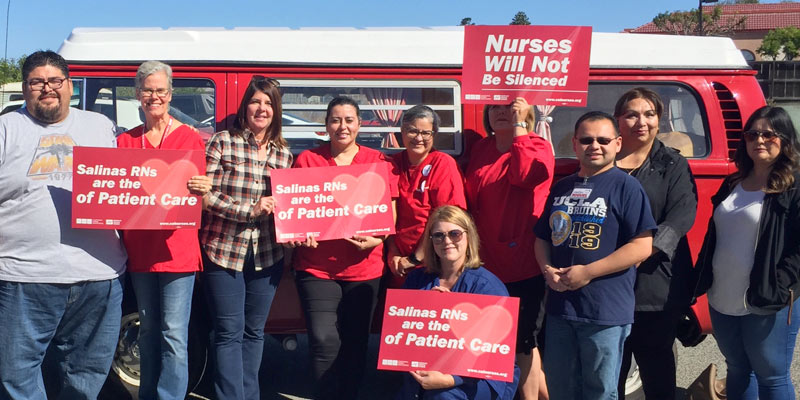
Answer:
[
  {"xmin": 99, "ymin": 307, "xmax": 141, "ymax": 399},
  {"xmin": 98, "ymin": 307, "xmax": 209, "ymax": 399}
]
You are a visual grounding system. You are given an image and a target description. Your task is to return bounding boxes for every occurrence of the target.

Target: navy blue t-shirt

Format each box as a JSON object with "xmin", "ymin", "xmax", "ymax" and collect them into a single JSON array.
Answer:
[{"xmin": 534, "ymin": 167, "xmax": 656, "ymax": 325}]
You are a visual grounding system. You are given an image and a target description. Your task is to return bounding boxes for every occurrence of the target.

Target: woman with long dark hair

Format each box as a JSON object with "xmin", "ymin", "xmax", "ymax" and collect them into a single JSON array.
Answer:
[
  {"xmin": 200, "ymin": 75, "xmax": 291, "ymax": 400},
  {"xmin": 693, "ymin": 106, "xmax": 800, "ymax": 399},
  {"xmin": 289, "ymin": 96, "xmax": 398, "ymax": 399}
]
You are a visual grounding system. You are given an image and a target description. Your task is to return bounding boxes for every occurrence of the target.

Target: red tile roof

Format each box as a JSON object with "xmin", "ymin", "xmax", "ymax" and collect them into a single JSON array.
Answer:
[{"xmin": 629, "ymin": 3, "xmax": 800, "ymax": 33}]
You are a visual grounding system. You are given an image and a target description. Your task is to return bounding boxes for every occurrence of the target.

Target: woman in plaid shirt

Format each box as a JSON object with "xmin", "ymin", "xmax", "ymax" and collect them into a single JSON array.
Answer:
[{"xmin": 199, "ymin": 75, "xmax": 292, "ymax": 400}]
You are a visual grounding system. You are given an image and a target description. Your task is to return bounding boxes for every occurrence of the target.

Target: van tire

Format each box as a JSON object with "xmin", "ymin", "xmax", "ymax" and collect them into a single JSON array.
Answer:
[{"xmin": 98, "ymin": 282, "xmax": 209, "ymax": 400}]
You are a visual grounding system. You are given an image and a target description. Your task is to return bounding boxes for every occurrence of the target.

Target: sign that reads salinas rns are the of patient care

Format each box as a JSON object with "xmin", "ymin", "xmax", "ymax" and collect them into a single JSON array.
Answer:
[
  {"xmin": 270, "ymin": 162, "xmax": 395, "ymax": 242},
  {"xmin": 462, "ymin": 25, "xmax": 592, "ymax": 106},
  {"xmin": 71, "ymin": 147, "xmax": 205, "ymax": 230},
  {"xmin": 378, "ymin": 289, "xmax": 519, "ymax": 382}
]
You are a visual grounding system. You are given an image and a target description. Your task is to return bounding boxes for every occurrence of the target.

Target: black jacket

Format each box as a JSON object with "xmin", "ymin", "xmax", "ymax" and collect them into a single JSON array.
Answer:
[
  {"xmin": 629, "ymin": 139, "xmax": 698, "ymax": 311},
  {"xmin": 692, "ymin": 173, "xmax": 800, "ymax": 315}
]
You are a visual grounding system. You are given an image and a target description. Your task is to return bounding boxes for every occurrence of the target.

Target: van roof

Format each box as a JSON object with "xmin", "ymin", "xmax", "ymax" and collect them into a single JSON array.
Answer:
[{"xmin": 58, "ymin": 27, "xmax": 749, "ymax": 70}]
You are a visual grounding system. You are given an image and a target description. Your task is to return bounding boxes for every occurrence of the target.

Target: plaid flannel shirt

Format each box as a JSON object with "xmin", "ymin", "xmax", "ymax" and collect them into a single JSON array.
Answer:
[{"xmin": 200, "ymin": 129, "xmax": 293, "ymax": 271}]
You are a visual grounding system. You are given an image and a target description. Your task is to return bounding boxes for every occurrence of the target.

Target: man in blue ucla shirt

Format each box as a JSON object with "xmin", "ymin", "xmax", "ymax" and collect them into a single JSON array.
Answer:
[{"xmin": 534, "ymin": 111, "xmax": 656, "ymax": 399}]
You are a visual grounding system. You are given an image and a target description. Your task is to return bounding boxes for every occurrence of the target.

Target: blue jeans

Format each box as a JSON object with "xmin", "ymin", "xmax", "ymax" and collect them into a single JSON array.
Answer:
[
  {"xmin": 0, "ymin": 277, "xmax": 123, "ymax": 400},
  {"xmin": 203, "ymin": 253, "xmax": 283, "ymax": 400},
  {"xmin": 130, "ymin": 272, "xmax": 195, "ymax": 400},
  {"xmin": 710, "ymin": 298, "xmax": 800, "ymax": 400},
  {"xmin": 543, "ymin": 315, "xmax": 631, "ymax": 400}
]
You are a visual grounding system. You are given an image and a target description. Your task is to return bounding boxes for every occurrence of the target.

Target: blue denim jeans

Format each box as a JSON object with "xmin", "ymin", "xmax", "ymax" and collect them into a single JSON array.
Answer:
[
  {"xmin": 130, "ymin": 272, "xmax": 195, "ymax": 400},
  {"xmin": 710, "ymin": 297, "xmax": 800, "ymax": 400},
  {"xmin": 0, "ymin": 277, "xmax": 123, "ymax": 400},
  {"xmin": 543, "ymin": 315, "xmax": 631, "ymax": 400},
  {"xmin": 203, "ymin": 253, "xmax": 283, "ymax": 400}
]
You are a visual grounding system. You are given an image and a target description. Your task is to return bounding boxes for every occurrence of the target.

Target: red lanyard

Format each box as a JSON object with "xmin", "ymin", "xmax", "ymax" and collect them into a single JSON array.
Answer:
[{"xmin": 141, "ymin": 117, "xmax": 173, "ymax": 149}]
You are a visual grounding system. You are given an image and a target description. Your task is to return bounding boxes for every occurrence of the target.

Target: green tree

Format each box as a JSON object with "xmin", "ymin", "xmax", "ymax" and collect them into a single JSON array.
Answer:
[
  {"xmin": 652, "ymin": 5, "xmax": 746, "ymax": 36},
  {"xmin": 758, "ymin": 26, "xmax": 800, "ymax": 60},
  {"xmin": 459, "ymin": 17, "xmax": 475, "ymax": 26},
  {"xmin": 510, "ymin": 11, "xmax": 531, "ymax": 25},
  {"xmin": 0, "ymin": 56, "xmax": 25, "ymax": 86}
]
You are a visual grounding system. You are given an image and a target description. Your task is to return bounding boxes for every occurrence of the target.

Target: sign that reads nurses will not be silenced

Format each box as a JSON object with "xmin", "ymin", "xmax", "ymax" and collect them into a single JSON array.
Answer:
[
  {"xmin": 270, "ymin": 162, "xmax": 395, "ymax": 242},
  {"xmin": 378, "ymin": 289, "xmax": 519, "ymax": 382},
  {"xmin": 71, "ymin": 147, "xmax": 205, "ymax": 230},
  {"xmin": 462, "ymin": 25, "xmax": 592, "ymax": 106}
]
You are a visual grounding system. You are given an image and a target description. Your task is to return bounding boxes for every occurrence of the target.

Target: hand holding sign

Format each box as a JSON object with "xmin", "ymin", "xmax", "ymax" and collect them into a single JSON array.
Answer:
[
  {"xmin": 251, "ymin": 196, "xmax": 277, "ymax": 218},
  {"xmin": 511, "ymin": 97, "xmax": 533, "ymax": 126},
  {"xmin": 410, "ymin": 370, "xmax": 456, "ymax": 390},
  {"xmin": 187, "ymin": 175, "xmax": 212, "ymax": 196}
]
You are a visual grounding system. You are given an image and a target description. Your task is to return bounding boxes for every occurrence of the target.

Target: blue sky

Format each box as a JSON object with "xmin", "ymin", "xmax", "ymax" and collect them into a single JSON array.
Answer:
[{"xmin": 1, "ymin": 0, "xmax": 787, "ymax": 59}]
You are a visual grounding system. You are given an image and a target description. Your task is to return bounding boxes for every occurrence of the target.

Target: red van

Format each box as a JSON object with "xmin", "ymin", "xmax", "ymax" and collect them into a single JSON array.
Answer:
[{"xmin": 58, "ymin": 26, "xmax": 765, "ymax": 398}]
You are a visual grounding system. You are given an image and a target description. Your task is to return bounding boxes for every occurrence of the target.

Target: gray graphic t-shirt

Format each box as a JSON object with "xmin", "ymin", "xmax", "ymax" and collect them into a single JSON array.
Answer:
[{"xmin": 0, "ymin": 108, "xmax": 127, "ymax": 283}]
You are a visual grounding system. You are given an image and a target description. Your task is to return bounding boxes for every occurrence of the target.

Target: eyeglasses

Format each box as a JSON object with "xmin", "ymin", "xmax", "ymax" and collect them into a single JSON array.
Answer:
[
  {"xmin": 404, "ymin": 128, "xmax": 434, "ymax": 139},
  {"xmin": 430, "ymin": 229, "xmax": 466, "ymax": 245},
  {"xmin": 139, "ymin": 88, "xmax": 171, "ymax": 97},
  {"xmin": 577, "ymin": 136, "xmax": 617, "ymax": 145},
  {"xmin": 252, "ymin": 75, "xmax": 280, "ymax": 87},
  {"xmin": 743, "ymin": 130, "xmax": 781, "ymax": 142},
  {"xmin": 26, "ymin": 77, "xmax": 68, "ymax": 91}
]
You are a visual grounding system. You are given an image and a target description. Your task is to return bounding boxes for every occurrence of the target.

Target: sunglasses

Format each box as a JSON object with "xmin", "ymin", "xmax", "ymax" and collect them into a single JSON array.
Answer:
[
  {"xmin": 430, "ymin": 229, "xmax": 466, "ymax": 245},
  {"xmin": 743, "ymin": 130, "xmax": 781, "ymax": 142},
  {"xmin": 251, "ymin": 75, "xmax": 280, "ymax": 87},
  {"xmin": 577, "ymin": 136, "xmax": 616, "ymax": 145}
]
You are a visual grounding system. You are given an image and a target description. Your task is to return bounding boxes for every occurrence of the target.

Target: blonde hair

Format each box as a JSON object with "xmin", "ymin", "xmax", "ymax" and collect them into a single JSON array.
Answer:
[{"xmin": 422, "ymin": 205, "xmax": 481, "ymax": 275}]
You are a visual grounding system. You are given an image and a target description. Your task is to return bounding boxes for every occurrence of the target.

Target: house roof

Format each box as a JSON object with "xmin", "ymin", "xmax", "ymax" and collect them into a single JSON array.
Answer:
[{"xmin": 629, "ymin": 2, "xmax": 800, "ymax": 34}]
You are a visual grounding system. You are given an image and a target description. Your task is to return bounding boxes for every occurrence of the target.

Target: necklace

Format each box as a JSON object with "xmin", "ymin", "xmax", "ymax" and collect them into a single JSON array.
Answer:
[
  {"xmin": 141, "ymin": 117, "xmax": 173, "ymax": 149},
  {"xmin": 622, "ymin": 166, "xmax": 641, "ymax": 176}
]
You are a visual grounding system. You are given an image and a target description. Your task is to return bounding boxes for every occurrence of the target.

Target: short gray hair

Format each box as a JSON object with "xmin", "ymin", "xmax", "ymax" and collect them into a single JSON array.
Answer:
[
  {"xmin": 402, "ymin": 104, "xmax": 441, "ymax": 133},
  {"xmin": 135, "ymin": 60, "xmax": 173, "ymax": 90}
]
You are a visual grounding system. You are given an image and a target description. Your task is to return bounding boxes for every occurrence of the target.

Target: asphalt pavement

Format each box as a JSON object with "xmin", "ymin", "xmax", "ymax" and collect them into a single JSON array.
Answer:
[
  {"xmin": 675, "ymin": 333, "xmax": 800, "ymax": 398},
  {"xmin": 189, "ymin": 332, "xmax": 800, "ymax": 399}
]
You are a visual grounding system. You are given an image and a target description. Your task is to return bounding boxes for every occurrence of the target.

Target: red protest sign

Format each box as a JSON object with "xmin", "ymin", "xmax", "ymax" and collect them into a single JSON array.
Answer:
[
  {"xmin": 462, "ymin": 25, "xmax": 592, "ymax": 106},
  {"xmin": 71, "ymin": 147, "xmax": 205, "ymax": 230},
  {"xmin": 271, "ymin": 162, "xmax": 395, "ymax": 242},
  {"xmin": 378, "ymin": 289, "xmax": 519, "ymax": 382}
]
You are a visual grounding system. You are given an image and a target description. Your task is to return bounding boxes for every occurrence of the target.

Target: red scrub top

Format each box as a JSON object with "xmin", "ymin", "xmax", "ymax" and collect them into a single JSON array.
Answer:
[
  {"xmin": 392, "ymin": 150, "xmax": 466, "ymax": 256},
  {"xmin": 116, "ymin": 124, "xmax": 205, "ymax": 273},
  {"xmin": 464, "ymin": 134, "xmax": 554, "ymax": 283},
  {"xmin": 292, "ymin": 145, "xmax": 399, "ymax": 281}
]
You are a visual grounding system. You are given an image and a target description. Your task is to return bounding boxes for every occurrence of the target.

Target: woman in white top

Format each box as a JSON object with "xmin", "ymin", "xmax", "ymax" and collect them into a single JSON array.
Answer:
[{"xmin": 692, "ymin": 106, "xmax": 800, "ymax": 400}]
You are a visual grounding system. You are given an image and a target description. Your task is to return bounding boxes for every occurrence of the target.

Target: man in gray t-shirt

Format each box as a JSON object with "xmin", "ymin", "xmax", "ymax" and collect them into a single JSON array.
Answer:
[{"xmin": 0, "ymin": 50, "xmax": 127, "ymax": 400}]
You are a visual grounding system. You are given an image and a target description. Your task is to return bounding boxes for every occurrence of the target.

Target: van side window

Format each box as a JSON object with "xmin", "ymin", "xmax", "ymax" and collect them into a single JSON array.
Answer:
[
  {"xmin": 79, "ymin": 78, "xmax": 216, "ymax": 139},
  {"xmin": 540, "ymin": 83, "xmax": 708, "ymax": 158},
  {"xmin": 277, "ymin": 80, "xmax": 462, "ymax": 155}
]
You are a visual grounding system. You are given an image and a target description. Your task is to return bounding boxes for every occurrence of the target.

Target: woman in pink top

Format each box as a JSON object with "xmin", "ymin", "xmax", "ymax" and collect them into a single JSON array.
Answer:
[
  {"xmin": 387, "ymin": 104, "xmax": 467, "ymax": 284},
  {"xmin": 288, "ymin": 96, "xmax": 398, "ymax": 400},
  {"xmin": 116, "ymin": 60, "xmax": 208, "ymax": 400}
]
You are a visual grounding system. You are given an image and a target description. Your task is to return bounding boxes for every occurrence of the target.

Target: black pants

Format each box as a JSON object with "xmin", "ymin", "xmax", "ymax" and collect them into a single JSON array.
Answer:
[
  {"xmin": 295, "ymin": 271, "xmax": 381, "ymax": 400},
  {"xmin": 618, "ymin": 310, "xmax": 681, "ymax": 400}
]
